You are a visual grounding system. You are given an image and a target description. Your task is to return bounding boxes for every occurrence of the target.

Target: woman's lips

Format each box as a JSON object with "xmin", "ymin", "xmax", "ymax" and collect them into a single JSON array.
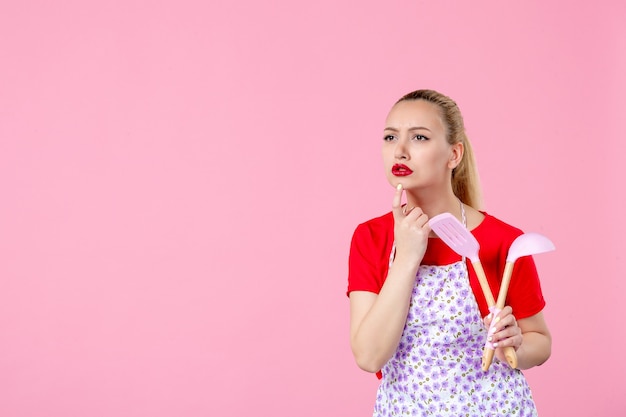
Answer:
[{"xmin": 392, "ymin": 164, "xmax": 413, "ymax": 176}]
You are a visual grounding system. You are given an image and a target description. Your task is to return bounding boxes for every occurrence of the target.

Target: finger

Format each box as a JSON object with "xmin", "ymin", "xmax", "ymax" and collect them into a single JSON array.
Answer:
[
  {"xmin": 493, "ymin": 331, "xmax": 522, "ymax": 349},
  {"xmin": 392, "ymin": 184, "xmax": 404, "ymax": 218},
  {"xmin": 492, "ymin": 319, "xmax": 522, "ymax": 343},
  {"xmin": 493, "ymin": 306, "xmax": 512, "ymax": 325},
  {"xmin": 493, "ymin": 313, "xmax": 516, "ymax": 333},
  {"xmin": 404, "ymin": 208, "xmax": 431, "ymax": 233},
  {"xmin": 414, "ymin": 211, "xmax": 431, "ymax": 229},
  {"xmin": 404, "ymin": 205, "xmax": 424, "ymax": 220},
  {"xmin": 484, "ymin": 311, "xmax": 495, "ymax": 324}
]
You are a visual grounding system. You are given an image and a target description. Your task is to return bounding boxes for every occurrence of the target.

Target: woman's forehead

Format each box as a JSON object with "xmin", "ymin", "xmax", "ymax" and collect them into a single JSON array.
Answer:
[{"xmin": 385, "ymin": 100, "xmax": 445, "ymax": 131}]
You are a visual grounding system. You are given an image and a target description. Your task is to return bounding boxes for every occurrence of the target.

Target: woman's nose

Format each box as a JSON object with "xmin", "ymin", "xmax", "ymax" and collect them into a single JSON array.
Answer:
[{"xmin": 394, "ymin": 139, "xmax": 409, "ymax": 160}]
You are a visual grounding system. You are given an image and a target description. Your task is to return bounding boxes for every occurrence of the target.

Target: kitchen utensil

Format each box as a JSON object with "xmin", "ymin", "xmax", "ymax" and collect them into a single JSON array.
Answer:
[
  {"xmin": 483, "ymin": 232, "xmax": 556, "ymax": 369},
  {"xmin": 429, "ymin": 213, "xmax": 516, "ymax": 371}
]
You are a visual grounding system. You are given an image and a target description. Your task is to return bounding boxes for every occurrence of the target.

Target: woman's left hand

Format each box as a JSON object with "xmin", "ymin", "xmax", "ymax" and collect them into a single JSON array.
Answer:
[{"xmin": 483, "ymin": 306, "xmax": 523, "ymax": 354}]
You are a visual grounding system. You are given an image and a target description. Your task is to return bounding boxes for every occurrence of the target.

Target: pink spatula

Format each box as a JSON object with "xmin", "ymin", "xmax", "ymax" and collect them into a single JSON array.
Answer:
[{"xmin": 428, "ymin": 213, "xmax": 517, "ymax": 371}]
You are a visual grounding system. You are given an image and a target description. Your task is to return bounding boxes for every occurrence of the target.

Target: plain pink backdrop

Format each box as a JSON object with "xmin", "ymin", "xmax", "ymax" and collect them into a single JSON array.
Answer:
[{"xmin": 1, "ymin": 1, "xmax": 625, "ymax": 416}]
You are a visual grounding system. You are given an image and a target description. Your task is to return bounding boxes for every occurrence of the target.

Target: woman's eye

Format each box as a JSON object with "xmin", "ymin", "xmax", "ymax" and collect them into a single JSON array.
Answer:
[
  {"xmin": 383, "ymin": 135, "xmax": 395, "ymax": 141},
  {"xmin": 413, "ymin": 134, "xmax": 429, "ymax": 141}
]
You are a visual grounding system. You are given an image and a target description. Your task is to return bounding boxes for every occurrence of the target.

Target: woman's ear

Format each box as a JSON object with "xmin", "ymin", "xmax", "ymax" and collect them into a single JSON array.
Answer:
[{"xmin": 448, "ymin": 142, "xmax": 464, "ymax": 169}]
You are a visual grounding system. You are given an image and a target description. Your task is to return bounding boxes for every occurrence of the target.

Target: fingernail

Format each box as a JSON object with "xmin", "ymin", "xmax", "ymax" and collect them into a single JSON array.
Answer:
[
  {"xmin": 493, "ymin": 343, "xmax": 499, "ymax": 348},
  {"xmin": 397, "ymin": 184, "xmax": 402, "ymax": 190},
  {"xmin": 494, "ymin": 317, "xmax": 501, "ymax": 323},
  {"xmin": 487, "ymin": 336, "xmax": 493, "ymax": 342},
  {"xmin": 489, "ymin": 327, "xmax": 496, "ymax": 335}
]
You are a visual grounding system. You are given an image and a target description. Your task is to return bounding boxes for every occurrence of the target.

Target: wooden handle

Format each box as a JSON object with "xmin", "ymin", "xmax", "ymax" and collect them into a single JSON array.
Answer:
[
  {"xmin": 496, "ymin": 262, "xmax": 515, "ymax": 309},
  {"xmin": 471, "ymin": 261, "xmax": 495, "ymax": 306},
  {"xmin": 472, "ymin": 260, "xmax": 497, "ymax": 371},
  {"xmin": 482, "ymin": 347, "xmax": 495, "ymax": 371},
  {"xmin": 504, "ymin": 346, "xmax": 518, "ymax": 368},
  {"xmin": 497, "ymin": 262, "xmax": 518, "ymax": 369},
  {"xmin": 483, "ymin": 347, "xmax": 517, "ymax": 370},
  {"xmin": 473, "ymin": 260, "xmax": 518, "ymax": 370}
]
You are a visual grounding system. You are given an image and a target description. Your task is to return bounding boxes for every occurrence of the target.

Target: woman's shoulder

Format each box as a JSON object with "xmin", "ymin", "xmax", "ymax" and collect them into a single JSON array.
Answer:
[
  {"xmin": 350, "ymin": 212, "xmax": 394, "ymax": 270},
  {"xmin": 474, "ymin": 212, "xmax": 524, "ymax": 247},
  {"xmin": 354, "ymin": 211, "xmax": 394, "ymax": 233},
  {"xmin": 478, "ymin": 212, "xmax": 523, "ymax": 234},
  {"xmin": 351, "ymin": 212, "xmax": 394, "ymax": 251}
]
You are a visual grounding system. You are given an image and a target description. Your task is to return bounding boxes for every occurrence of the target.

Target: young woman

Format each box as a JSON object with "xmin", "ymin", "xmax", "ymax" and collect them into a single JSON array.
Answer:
[{"xmin": 348, "ymin": 90, "xmax": 551, "ymax": 416}]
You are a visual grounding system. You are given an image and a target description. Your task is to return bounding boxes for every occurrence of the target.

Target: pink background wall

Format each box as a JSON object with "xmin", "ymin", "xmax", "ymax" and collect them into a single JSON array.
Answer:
[{"xmin": 1, "ymin": 1, "xmax": 624, "ymax": 416}]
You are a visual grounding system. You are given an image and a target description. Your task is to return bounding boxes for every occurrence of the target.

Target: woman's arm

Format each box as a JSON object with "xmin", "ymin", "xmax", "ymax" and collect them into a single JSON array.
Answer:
[
  {"xmin": 515, "ymin": 311, "xmax": 552, "ymax": 369},
  {"xmin": 349, "ymin": 261, "xmax": 419, "ymax": 373},
  {"xmin": 349, "ymin": 185, "xmax": 430, "ymax": 373}
]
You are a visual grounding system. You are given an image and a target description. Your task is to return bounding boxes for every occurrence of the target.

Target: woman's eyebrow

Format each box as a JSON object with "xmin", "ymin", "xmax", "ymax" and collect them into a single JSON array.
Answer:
[{"xmin": 384, "ymin": 126, "xmax": 432, "ymax": 132}]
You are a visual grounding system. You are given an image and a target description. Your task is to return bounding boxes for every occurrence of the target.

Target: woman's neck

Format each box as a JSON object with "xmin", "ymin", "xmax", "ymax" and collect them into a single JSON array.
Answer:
[{"xmin": 405, "ymin": 189, "xmax": 464, "ymax": 221}]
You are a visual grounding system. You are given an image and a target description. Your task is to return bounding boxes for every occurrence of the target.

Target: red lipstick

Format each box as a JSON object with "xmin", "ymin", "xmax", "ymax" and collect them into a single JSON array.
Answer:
[{"xmin": 392, "ymin": 164, "xmax": 413, "ymax": 176}]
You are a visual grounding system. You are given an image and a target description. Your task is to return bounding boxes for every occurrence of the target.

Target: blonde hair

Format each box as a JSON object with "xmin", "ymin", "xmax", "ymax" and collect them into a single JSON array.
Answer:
[{"xmin": 396, "ymin": 89, "xmax": 483, "ymax": 209}]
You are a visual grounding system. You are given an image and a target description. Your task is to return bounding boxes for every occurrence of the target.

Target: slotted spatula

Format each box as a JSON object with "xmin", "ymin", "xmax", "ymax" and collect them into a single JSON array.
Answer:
[{"xmin": 429, "ymin": 212, "xmax": 517, "ymax": 371}]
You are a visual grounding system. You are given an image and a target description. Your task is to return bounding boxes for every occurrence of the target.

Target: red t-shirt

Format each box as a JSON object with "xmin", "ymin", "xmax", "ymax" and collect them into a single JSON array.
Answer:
[{"xmin": 347, "ymin": 211, "xmax": 545, "ymax": 319}]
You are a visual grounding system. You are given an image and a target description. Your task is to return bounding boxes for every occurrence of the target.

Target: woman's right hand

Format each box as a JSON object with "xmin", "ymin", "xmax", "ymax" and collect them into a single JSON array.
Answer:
[{"xmin": 391, "ymin": 184, "xmax": 431, "ymax": 266}]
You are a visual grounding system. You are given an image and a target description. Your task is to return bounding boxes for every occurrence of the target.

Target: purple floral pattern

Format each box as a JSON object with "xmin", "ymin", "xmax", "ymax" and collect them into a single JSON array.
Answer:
[{"xmin": 374, "ymin": 262, "xmax": 538, "ymax": 417}]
